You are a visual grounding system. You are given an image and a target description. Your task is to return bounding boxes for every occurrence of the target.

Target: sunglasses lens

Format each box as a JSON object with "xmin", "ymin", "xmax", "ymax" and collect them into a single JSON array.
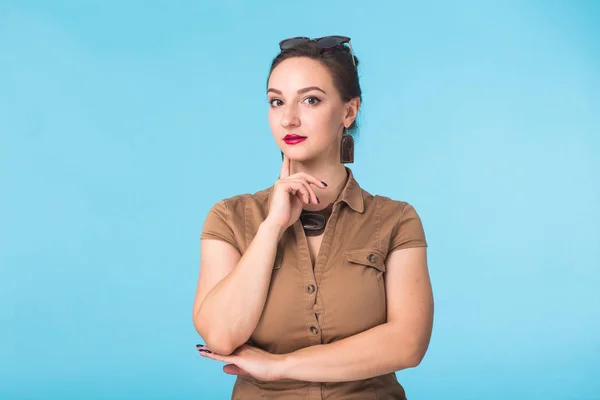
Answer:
[
  {"xmin": 280, "ymin": 37, "xmax": 310, "ymax": 50},
  {"xmin": 317, "ymin": 36, "xmax": 348, "ymax": 49}
]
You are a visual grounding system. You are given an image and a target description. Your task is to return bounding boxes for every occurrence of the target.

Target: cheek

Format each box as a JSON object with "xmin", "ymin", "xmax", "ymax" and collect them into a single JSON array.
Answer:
[
  {"xmin": 268, "ymin": 109, "xmax": 280, "ymax": 132},
  {"xmin": 301, "ymin": 106, "xmax": 327, "ymax": 126},
  {"xmin": 302, "ymin": 107, "xmax": 339, "ymax": 135}
]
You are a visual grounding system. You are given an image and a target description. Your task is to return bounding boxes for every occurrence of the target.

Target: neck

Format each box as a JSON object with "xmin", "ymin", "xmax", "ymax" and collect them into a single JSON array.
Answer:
[{"xmin": 290, "ymin": 157, "xmax": 348, "ymax": 211}]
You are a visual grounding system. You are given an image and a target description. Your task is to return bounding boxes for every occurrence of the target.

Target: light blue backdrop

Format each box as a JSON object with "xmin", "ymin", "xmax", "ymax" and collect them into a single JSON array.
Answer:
[{"xmin": 1, "ymin": 1, "xmax": 598, "ymax": 399}]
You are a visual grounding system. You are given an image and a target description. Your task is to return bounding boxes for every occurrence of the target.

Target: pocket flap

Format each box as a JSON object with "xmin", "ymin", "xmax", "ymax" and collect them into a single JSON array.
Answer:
[{"xmin": 344, "ymin": 248, "xmax": 386, "ymax": 272}]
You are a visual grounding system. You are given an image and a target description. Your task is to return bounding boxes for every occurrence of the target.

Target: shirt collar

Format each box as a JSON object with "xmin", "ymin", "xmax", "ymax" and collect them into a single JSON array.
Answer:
[{"xmin": 267, "ymin": 167, "xmax": 364, "ymax": 213}]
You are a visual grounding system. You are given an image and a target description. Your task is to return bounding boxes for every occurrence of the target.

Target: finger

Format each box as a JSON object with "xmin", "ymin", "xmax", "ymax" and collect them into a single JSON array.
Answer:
[
  {"xmin": 197, "ymin": 349, "xmax": 230, "ymax": 363},
  {"xmin": 286, "ymin": 179, "xmax": 319, "ymax": 205},
  {"xmin": 285, "ymin": 173, "xmax": 325, "ymax": 205},
  {"xmin": 279, "ymin": 153, "xmax": 290, "ymax": 179},
  {"xmin": 277, "ymin": 180, "xmax": 310, "ymax": 205},
  {"xmin": 223, "ymin": 364, "xmax": 249, "ymax": 376},
  {"xmin": 285, "ymin": 180, "xmax": 314, "ymax": 205},
  {"xmin": 289, "ymin": 172, "xmax": 328, "ymax": 189}
]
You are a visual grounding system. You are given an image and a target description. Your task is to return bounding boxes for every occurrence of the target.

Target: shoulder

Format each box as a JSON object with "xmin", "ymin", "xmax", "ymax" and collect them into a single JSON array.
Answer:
[
  {"xmin": 209, "ymin": 185, "xmax": 272, "ymax": 216},
  {"xmin": 370, "ymin": 193, "xmax": 420, "ymax": 221},
  {"xmin": 202, "ymin": 186, "xmax": 273, "ymax": 253},
  {"xmin": 373, "ymin": 195, "xmax": 427, "ymax": 251}
]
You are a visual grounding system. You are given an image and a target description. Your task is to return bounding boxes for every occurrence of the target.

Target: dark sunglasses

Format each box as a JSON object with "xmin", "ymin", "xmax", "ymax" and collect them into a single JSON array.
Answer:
[{"xmin": 278, "ymin": 35, "xmax": 356, "ymax": 67}]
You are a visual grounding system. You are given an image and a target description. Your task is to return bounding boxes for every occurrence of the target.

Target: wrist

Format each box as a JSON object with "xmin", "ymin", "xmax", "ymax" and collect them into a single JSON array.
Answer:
[
  {"xmin": 276, "ymin": 352, "xmax": 295, "ymax": 380},
  {"xmin": 261, "ymin": 217, "xmax": 286, "ymax": 238}
]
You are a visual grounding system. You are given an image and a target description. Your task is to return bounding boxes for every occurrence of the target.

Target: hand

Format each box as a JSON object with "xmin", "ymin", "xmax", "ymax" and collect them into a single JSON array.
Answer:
[
  {"xmin": 266, "ymin": 154, "xmax": 327, "ymax": 232},
  {"xmin": 197, "ymin": 344, "xmax": 287, "ymax": 382}
]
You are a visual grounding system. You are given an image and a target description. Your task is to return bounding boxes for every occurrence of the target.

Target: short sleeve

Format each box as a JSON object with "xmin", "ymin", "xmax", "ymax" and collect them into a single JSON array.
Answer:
[
  {"xmin": 200, "ymin": 199, "xmax": 240, "ymax": 252},
  {"xmin": 389, "ymin": 203, "xmax": 428, "ymax": 252}
]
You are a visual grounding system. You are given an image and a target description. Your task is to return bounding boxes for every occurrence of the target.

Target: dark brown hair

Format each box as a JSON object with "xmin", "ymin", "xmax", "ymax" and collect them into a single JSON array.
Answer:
[{"xmin": 267, "ymin": 41, "xmax": 362, "ymax": 136}]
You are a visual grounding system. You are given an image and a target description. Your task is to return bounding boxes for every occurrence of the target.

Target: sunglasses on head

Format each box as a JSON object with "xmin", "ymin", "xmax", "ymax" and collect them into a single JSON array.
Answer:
[{"xmin": 278, "ymin": 35, "xmax": 356, "ymax": 67}]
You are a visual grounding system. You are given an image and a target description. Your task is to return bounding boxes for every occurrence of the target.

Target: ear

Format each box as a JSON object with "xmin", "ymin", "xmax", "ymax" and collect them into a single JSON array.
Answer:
[{"xmin": 343, "ymin": 97, "xmax": 361, "ymax": 128}]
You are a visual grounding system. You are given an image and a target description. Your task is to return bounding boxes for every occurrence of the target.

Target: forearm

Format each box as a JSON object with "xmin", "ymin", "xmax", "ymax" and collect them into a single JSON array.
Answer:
[
  {"xmin": 280, "ymin": 322, "xmax": 423, "ymax": 382},
  {"xmin": 195, "ymin": 219, "xmax": 284, "ymax": 354}
]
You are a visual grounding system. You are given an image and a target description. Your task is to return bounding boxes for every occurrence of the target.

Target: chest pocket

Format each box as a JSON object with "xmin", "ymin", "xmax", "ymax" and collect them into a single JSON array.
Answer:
[
  {"xmin": 344, "ymin": 248, "xmax": 386, "ymax": 272},
  {"xmin": 342, "ymin": 247, "xmax": 388, "ymax": 326}
]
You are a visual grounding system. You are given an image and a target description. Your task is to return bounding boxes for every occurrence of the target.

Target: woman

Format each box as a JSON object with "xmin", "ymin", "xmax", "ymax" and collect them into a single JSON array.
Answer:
[{"xmin": 192, "ymin": 36, "xmax": 434, "ymax": 399}]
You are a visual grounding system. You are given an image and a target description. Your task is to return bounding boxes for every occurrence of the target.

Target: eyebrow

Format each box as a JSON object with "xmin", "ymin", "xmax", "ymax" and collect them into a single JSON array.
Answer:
[{"xmin": 267, "ymin": 86, "xmax": 327, "ymax": 95}]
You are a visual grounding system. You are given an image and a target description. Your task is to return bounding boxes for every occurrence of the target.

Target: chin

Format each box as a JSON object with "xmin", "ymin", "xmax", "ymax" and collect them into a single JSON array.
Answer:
[{"xmin": 283, "ymin": 149, "xmax": 314, "ymax": 162}]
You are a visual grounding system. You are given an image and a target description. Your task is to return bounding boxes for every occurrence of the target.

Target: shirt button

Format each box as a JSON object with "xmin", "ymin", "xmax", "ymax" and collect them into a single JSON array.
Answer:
[
  {"xmin": 307, "ymin": 284, "xmax": 316, "ymax": 294},
  {"xmin": 310, "ymin": 326, "xmax": 319, "ymax": 334},
  {"xmin": 367, "ymin": 253, "xmax": 376, "ymax": 263}
]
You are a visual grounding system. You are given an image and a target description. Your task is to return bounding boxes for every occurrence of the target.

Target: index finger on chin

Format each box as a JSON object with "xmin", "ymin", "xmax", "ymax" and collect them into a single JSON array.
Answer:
[{"xmin": 279, "ymin": 153, "xmax": 290, "ymax": 179}]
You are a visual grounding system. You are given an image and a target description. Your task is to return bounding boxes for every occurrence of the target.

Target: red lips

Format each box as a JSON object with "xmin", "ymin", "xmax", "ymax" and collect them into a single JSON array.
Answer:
[
  {"xmin": 283, "ymin": 134, "xmax": 307, "ymax": 145},
  {"xmin": 283, "ymin": 134, "xmax": 306, "ymax": 140}
]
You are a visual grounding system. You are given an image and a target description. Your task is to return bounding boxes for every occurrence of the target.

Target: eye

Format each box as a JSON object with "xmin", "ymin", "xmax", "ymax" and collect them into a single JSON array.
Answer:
[
  {"xmin": 303, "ymin": 96, "xmax": 321, "ymax": 106},
  {"xmin": 269, "ymin": 99, "xmax": 283, "ymax": 107}
]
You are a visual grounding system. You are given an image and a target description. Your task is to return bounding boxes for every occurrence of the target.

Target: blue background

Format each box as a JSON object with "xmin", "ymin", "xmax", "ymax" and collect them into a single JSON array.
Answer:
[{"xmin": 1, "ymin": 1, "xmax": 598, "ymax": 399}]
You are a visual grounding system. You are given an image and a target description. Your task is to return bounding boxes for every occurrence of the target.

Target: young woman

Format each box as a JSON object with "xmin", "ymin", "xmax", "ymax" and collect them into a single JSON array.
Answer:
[{"xmin": 192, "ymin": 36, "xmax": 434, "ymax": 400}]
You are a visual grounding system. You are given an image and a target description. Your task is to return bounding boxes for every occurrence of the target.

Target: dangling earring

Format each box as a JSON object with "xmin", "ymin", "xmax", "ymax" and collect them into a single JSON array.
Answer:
[{"xmin": 340, "ymin": 127, "xmax": 354, "ymax": 164}]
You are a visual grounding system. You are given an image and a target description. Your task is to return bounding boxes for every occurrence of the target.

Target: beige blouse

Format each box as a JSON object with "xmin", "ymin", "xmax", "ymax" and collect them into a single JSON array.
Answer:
[{"xmin": 200, "ymin": 167, "xmax": 427, "ymax": 400}]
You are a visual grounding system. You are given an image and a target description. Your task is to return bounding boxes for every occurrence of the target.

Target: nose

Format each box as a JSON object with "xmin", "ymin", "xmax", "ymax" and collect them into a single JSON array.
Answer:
[{"xmin": 280, "ymin": 103, "xmax": 300, "ymax": 129}]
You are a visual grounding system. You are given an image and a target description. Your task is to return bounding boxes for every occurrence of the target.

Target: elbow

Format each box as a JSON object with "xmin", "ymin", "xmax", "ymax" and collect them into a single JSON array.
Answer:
[
  {"xmin": 402, "ymin": 346, "xmax": 427, "ymax": 368},
  {"xmin": 192, "ymin": 313, "xmax": 238, "ymax": 356},
  {"xmin": 398, "ymin": 339, "xmax": 429, "ymax": 369},
  {"xmin": 395, "ymin": 352, "xmax": 422, "ymax": 370},
  {"xmin": 404, "ymin": 351, "xmax": 425, "ymax": 369},
  {"xmin": 203, "ymin": 335, "xmax": 237, "ymax": 356}
]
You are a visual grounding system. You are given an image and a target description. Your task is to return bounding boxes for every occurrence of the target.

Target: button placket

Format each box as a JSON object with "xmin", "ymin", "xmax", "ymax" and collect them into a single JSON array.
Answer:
[
  {"xmin": 293, "ymin": 221, "xmax": 323, "ymax": 346},
  {"xmin": 313, "ymin": 203, "xmax": 341, "ymax": 283}
]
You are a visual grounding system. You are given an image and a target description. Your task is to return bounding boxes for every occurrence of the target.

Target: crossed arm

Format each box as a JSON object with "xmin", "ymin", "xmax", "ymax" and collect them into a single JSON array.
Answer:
[
  {"xmin": 194, "ymin": 236, "xmax": 433, "ymax": 382},
  {"xmin": 278, "ymin": 246, "xmax": 433, "ymax": 382}
]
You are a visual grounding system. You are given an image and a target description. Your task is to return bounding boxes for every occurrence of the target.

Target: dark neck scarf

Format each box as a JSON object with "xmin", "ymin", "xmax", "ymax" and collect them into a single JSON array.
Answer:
[
  {"xmin": 299, "ymin": 202, "xmax": 335, "ymax": 236},
  {"xmin": 299, "ymin": 171, "xmax": 349, "ymax": 236}
]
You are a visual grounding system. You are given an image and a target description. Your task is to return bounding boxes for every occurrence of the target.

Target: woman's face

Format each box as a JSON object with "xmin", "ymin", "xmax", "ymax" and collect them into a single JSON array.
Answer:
[{"xmin": 267, "ymin": 57, "xmax": 354, "ymax": 163}]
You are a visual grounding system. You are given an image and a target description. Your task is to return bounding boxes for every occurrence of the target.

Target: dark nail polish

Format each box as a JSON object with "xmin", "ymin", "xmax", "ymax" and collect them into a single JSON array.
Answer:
[
  {"xmin": 321, "ymin": 181, "xmax": 328, "ymax": 187},
  {"xmin": 196, "ymin": 344, "xmax": 204, "ymax": 348},
  {"xmin": 200, "ymin": 349, "xmax": 212, "ymax": 354}
]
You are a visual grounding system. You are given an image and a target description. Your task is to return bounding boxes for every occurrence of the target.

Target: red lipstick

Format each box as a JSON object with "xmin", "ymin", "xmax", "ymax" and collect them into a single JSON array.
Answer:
[{"xmin": 283, "ymin": 134, "xmax": 307, "ymax": 145}]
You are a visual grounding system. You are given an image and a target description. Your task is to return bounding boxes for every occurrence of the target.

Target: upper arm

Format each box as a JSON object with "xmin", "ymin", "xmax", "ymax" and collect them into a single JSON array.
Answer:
[
  {"xmin": 384, "ymin": 203, "xmax": 433, "ymax": 365},
  {"xmin": 193, "ymin": 239, "xmax": 241, "ymax": 318},
  {"xmin": 192, "ymin": 200, "xmax": 242, "ymax": 320},
  {"xmin": 385, "ymin": 247, "xmax": 433, "ymax": 333}
]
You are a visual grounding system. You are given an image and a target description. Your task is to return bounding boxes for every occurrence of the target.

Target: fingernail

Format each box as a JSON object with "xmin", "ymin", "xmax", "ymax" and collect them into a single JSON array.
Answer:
[
  {"xmin": 199, "ymin": 349, "xmax": 212, "ymax": 354},
  {"xmin": 196, "ymin": 344, "xmax": 204, "ymax": 348},
  {"xmin": 321, "ymin": 181, "xmax": 328, "ymax": 187}
]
